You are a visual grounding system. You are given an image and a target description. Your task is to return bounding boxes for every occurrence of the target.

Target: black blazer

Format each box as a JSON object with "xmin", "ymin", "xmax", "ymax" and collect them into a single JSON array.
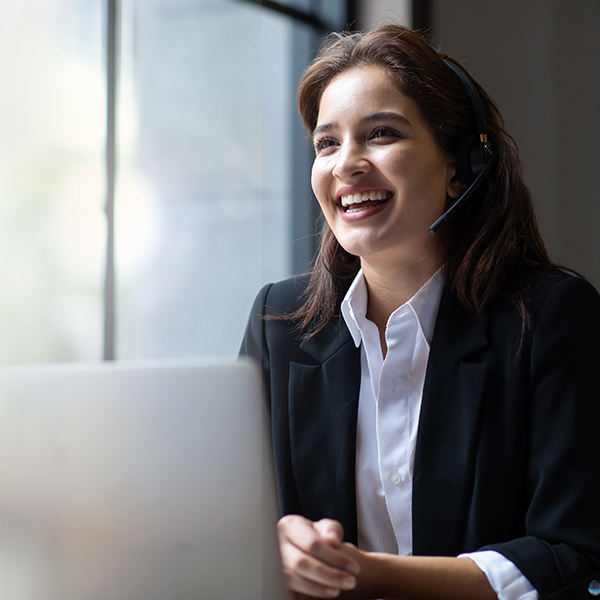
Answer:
[{"xmin": 240, "ymin": 269, "xmax": 600, "ymax": 599}]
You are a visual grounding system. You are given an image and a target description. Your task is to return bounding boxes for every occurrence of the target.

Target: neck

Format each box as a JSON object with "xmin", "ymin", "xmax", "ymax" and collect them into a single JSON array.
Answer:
[{"xmin": 361, "ymin": 256, "xmax": 442, "ymax": 338}]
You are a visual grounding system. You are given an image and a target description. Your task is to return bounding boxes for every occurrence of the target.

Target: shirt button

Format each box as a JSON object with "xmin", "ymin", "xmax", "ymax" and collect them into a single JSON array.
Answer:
[
  {"xmin": 390, "ymin": 472, "xmax": 402, "ymax": 485},
  {"xmin": 589, "ymin": 580, "xmax": 600, "ymax": 596}
]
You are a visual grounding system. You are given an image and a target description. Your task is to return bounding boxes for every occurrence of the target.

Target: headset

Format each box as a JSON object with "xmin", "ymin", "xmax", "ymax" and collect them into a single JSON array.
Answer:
[{"xmin": 428, "ymin": 59, "xmax": 498, "ymax": 234}]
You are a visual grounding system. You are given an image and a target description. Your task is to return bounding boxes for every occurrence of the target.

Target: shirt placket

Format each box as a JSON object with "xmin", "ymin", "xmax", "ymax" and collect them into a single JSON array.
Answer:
[{"xmin": 377, "ymin": 307, "xmax": 417, "ymax": 555}]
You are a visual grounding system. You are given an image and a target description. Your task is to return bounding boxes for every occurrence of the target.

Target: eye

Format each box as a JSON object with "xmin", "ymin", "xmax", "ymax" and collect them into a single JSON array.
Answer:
[
  {"xmin": 313, "ymin": 136, "xmax": 338, "ymax": 154},
  {"xmin": 370, "ymin": 126, "xmax": 402, "ymax": 141}
]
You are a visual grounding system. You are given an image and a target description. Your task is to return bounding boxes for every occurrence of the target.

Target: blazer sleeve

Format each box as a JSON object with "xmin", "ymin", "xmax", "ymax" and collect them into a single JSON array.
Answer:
[
  {"xmin": 239, "ymin": 281, "xmax": 306, "ymax": 518},
  {"xmin": 239, "ymin": 283, "xmax": 272, "ymax": 389},
  {"xmin": 483, "ymin": 275, "xmax": 600, "ymax": 599}
]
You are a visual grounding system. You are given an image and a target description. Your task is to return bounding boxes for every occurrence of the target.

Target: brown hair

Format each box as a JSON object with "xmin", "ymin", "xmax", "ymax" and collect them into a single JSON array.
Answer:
[{"xmin": 284, "ymin": 24, "xmax": 554, "ymax": 335}]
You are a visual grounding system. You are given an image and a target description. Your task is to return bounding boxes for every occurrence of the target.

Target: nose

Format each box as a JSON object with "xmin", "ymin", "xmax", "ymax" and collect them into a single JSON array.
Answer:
[{"xmin": 331, "ymin": 140, "xmax": 371, "ymax": 180}]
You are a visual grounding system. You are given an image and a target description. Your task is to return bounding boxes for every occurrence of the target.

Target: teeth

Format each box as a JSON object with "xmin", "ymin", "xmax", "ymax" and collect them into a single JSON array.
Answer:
[{"xmin": 340, "ymin": 190, "xmax": 391, "ymax": 207}]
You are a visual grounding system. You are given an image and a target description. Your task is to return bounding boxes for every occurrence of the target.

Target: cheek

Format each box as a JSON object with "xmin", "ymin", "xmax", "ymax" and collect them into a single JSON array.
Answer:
[
  {"xmin": 311, "ymin": 162, "xmax": 329, "ymax": 205},
  {"xmin": 398, "ymin": 153, "xmax": 450, "ymax": 195}
]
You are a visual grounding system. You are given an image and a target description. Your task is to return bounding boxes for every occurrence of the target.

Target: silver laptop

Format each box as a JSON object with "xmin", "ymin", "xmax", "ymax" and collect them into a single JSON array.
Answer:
[{"xmin": 0, "ymin": 357, "xmax": 288, "ymax": 600}]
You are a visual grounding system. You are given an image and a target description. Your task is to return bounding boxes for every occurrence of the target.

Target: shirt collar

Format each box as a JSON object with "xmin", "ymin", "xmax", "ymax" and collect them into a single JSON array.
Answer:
[{"xmin": 341, "ymin": 268, "xmax": 444, "ymax": 348}]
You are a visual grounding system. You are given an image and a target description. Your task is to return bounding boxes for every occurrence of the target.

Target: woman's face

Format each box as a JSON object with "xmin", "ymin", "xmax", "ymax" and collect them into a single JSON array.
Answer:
[{"xmin": 311, "ymin": 65, "xmax": 462, "ymax": 269}]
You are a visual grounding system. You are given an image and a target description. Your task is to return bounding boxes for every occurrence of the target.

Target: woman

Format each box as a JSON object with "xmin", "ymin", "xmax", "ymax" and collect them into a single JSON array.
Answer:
[{"xmin": 241, "ymin": 24, "xmax": 600, "ymax": 599}]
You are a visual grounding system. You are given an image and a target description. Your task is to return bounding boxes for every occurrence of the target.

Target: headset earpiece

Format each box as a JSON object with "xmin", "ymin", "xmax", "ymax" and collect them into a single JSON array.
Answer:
[
  {"xmin": 445, "ymin": 59, "xmax": 495, "ymax": 185},
  {"xmin": 455, "ymin": 134, "xmax": 492, "ymax": 186},
  {"xmin": 429, "ymin": 60, "xmax": 498, "ymax": 234},
  {"xmin": 455, "ymin": 134, "xmax": 478, "ymax": 185}
]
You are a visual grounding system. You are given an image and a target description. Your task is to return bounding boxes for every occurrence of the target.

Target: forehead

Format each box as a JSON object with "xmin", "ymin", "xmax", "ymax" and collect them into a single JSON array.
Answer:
[{"xmin": 316, "ymin": 65, "xmax": 420, "ymax": 127}]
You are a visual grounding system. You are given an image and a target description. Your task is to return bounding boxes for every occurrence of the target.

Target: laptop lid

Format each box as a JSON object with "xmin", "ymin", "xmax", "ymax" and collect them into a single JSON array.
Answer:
[{"xmin": 0, "ymin": 357, "xmax": 288, "ymax": 600}]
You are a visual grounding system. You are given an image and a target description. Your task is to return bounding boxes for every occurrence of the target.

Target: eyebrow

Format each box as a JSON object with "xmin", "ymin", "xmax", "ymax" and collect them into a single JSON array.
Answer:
[{"xmin": 312, "ymin": 111, "xmax": 412, "ymax": 140}]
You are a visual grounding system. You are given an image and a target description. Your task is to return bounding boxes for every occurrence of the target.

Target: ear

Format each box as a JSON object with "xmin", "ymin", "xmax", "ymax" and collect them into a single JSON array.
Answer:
[{"xmin": 446, "ymin": 160, "xmax": 468, "ymax": 199}]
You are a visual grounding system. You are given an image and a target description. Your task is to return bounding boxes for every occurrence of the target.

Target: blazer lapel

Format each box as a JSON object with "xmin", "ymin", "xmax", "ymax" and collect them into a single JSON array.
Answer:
[
  {"xmin": 289, "ymin": 315, "xmax": 361, "ymax": 542},
  {"xmin": 413, "ymin": 288, "xmax": 490, "ymax": 556}
]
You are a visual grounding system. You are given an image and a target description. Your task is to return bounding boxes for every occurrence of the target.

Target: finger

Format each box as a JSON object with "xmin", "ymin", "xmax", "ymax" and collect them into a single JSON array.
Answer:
[
  {"xmin": 278, "ymin": 516, "xmax": 359, "ymax": 595},
  {"xmin": 278, "ymin": 516, "xmax": 357, "ymax": 572},
  {"xmin": 313, "ymin": 520, "xmax": 360, "ymax": 575},
  {"xmin": 283, "ymin": 543, "xmax": 357, "ymax": 598}
]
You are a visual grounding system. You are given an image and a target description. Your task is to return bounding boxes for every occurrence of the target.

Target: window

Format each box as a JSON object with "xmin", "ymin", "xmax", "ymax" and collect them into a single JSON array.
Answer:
[
  {"xmin": 0, "ymin": 1, "xmax": 105, "ymax": 363},
  {"xmin": 0, "ymin": 0, "xmax": 347, "ymax": 364}
]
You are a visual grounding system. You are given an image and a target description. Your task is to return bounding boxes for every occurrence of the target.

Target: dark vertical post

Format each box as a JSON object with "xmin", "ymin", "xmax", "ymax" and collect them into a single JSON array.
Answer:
[
  {"xmin": 290, "ymin": 24, "xmax": 319, "ymax": 275},
  {"xmin": 412, "ymin": 0, "xmax": 432, "ymax": 31},
  {"xmin": 346, "ymin": 0, "xmax": 360, "ymax": 29},
  {"xmin": 290, "ymin": 1, "xmax": 348, "ymax": 275},
  {"xmin": 103, "ymin": 0, "xmax": 118, "ymax": 360}
]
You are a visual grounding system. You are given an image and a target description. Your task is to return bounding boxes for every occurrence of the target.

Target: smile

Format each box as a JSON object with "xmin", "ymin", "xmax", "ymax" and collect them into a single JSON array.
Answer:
[{"xmin": 339, "ymin": 190, "xmax": 393, "ymax": 211}]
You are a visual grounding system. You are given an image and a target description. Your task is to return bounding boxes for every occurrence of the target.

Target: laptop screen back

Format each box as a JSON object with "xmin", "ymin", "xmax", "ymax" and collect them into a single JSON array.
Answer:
[{"xmin": 0, "ymin": 358, "xmax": 287, "ymax": 600}]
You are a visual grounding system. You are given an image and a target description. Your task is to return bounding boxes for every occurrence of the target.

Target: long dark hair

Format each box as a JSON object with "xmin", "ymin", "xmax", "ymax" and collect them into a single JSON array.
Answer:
[{"xmin": 283, "ymin": 24, "xmax": 555, "ymax": 336}]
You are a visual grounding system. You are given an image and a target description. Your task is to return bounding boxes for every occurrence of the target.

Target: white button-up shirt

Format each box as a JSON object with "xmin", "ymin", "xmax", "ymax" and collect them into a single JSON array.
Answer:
[{"xmin": 341, "ymin": 269, "xmax": 537, "ymax": 600}]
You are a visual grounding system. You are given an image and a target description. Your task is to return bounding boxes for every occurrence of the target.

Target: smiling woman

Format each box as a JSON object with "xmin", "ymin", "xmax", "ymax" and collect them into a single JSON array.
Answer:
[{"xmin": 241, "ymin": 23, "xmax": 600, "ymax": 600}]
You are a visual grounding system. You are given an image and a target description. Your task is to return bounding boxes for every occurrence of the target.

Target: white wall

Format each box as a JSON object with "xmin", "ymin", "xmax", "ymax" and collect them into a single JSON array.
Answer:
[
  {"xmin": 433, "ymin": 0, "xmax": 600, "ymax": 285},
  {"xmin": 355, "ymin": 0, "xmax": 412, "ymax": 29},
  {"xmin": 358, "ymin": 0, "xmax": 600, "ymax": 286}
]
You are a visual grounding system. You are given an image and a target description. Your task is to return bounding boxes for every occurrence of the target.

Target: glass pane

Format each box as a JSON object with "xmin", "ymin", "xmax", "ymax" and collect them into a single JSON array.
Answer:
[
  {"xmin": 0, "ymin": 0, "xmax": 105, "ymax": 364},
  {"xmin": 116, "ymin": 0, "xmax": 301, "ymax": 358}
]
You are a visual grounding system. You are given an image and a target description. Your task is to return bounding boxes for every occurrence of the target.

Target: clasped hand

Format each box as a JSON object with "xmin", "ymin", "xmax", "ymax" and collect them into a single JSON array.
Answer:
[{"xmin": 277, "ymin": 514, "xmax": 364, "ymax": 599}]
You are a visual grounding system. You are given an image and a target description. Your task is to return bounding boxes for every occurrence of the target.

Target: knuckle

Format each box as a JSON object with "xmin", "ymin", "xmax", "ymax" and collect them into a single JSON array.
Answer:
[
  {"xmin": 291, "ymin": 555, "xmax": 310, "ymax": 574},
  {"xmin": 278, "ymin": 514, "xmax": 300, "ymax": 532},
  {"xmin": 306, "ymin": 537, "xmax": 323, "ymax": 554}
]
